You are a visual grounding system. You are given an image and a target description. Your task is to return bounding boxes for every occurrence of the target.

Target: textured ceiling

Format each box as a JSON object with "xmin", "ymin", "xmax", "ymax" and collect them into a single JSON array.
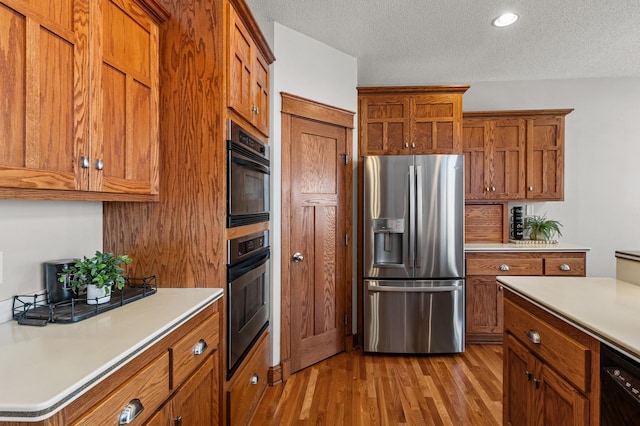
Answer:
[{"xmin": 245, "ymin": 0, "xmax": 640, "ymax": 86}]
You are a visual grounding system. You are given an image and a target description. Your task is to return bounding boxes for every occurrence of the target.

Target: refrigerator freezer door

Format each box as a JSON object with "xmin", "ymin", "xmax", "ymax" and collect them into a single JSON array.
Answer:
[
  {"xmin": 363, "ymin": 279, "xmax": 465, "ymax": 353},
  {"xmin": 413, "ymin": 155, "xmax": 464, "ymax": 279},
  {"xmin": 363, "ymin": 156, "xmax": 414, "ymax": 279}
]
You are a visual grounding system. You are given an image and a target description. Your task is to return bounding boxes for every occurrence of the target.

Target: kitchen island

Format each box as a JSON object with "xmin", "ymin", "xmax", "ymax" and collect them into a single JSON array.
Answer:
[
  {"xmin": 0, "ymin": 287, "xmax": 223, "ymax": 423},
  {"xmin": 498, "ymin": 275, "xmax": 640, "ymax": 426}
]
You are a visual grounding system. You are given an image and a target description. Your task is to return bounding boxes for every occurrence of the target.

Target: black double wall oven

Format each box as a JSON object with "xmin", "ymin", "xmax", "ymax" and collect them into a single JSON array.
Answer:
[{"xmin": 227, "ymin": 119, "xmax": 269, "ymax": 228}]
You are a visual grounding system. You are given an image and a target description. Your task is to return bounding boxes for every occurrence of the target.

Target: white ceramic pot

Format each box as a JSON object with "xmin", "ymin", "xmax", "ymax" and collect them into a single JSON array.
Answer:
[{"xmin": 86, "ymin": 283, "xmax": 111, "ymax": 305}]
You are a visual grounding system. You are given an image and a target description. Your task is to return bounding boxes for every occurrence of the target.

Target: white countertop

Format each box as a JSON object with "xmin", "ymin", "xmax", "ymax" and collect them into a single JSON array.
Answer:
[
  {"xmin": 0, "ymin": 287, "xmax": 224, "ymax": 422},
  {"xmin": 465, "ymin": 243, "xmax": 590, "ymax": 252},
  {"xmin": 497, "ymin": 276, "xmax": 640, "ymax": 361}
]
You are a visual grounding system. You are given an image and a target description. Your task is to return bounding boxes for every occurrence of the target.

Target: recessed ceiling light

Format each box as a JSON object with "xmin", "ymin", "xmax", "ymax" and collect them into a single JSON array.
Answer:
[{"xmin": 492, "ymin": 12, "xmax": 519, "ymax": 27}]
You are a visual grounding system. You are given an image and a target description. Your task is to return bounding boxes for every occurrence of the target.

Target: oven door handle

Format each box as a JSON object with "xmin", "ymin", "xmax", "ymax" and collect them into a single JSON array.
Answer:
[
  {"xmin": 228, "ymin": 251, "xmax": 270, "ymax": 280},
  {"xmin": 230, "ymin": 152, "xmax": 270, "ymax": 174}
]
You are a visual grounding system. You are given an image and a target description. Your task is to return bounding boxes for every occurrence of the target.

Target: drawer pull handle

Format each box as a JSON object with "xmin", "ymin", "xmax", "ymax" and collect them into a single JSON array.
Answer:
[
  {"xmin": 193, "ymin": 339, "xmax": 208, "ymax": 355},
  {"xmin": 527, "ymin": 330, "xmax": 541, "ymax": 344},
  {"xmin": 560, "ymin": 263, "xmax": 571, "ymax": 271},
  {"xmin": 499, "ymin": 264, "xmax": 510, "ymax": 271},
  {"xmin": 250, "ymin": 374, "xmax": 259, "ymax": 385},
  {"xmin": 118, "ymin": 399, "xmax": 144, "ymax": 424}
]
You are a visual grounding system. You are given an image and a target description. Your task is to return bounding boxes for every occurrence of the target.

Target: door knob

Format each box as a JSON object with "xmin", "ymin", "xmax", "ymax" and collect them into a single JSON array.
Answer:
[{"xmin": 292, "ymin": 252, "xmax": 304, "ymax": 263}]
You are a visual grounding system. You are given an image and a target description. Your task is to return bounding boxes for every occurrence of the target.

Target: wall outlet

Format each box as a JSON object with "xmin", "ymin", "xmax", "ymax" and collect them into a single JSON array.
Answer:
[{"xmin": 525, "ymin": 204, "xmax": 535, "ymax": 216}]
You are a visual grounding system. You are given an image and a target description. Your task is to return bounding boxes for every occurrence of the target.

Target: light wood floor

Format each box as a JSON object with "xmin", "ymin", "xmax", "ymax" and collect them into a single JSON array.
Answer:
[{"xmin": 251, "ymin": 345, "xmax": 503, "ymax": 426}]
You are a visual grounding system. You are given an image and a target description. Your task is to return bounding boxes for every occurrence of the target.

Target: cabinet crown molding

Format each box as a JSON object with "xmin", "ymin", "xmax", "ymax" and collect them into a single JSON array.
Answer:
[
  {"xmin": 464, "ymin": 108, "xmax": 574, "ymax": 118},
  {"xmin": 357, "ymin": 85, "xmax": 470, "ymax": 95}
]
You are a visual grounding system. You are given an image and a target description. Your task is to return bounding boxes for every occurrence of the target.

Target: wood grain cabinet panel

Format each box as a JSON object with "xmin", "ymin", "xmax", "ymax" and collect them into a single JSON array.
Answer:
[
  {"xmin": 465, "ymin": 251, "xmax": 586, "ymax": 344},
  {"xmin": 358, "ymin": 86, "xmax": 468, "ymax": 156},
  {"xmin": 170, "ymin": 312, "xmax": 219, "ymax": 389},
  {"xmin": 0, "ymin": 0, "xmax": 166, "ymax": 200},
  {"xmin": 463, "ymin": 109, "xmax": 572, "ymax": 202}
]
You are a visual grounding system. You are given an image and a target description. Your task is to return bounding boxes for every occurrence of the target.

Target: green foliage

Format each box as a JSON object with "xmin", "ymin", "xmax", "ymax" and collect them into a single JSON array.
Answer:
[
  {"xmin": 525, "ymin": 215, "xmax": 563, "ymax": 241},
  {"xmin": 59, "ymin": 251, "xmax": 132, "ymax": 294}
]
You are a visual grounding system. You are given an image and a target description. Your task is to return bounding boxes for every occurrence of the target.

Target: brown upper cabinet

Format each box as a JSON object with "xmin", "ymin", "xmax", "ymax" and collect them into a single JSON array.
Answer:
[
  {"xmin": 228, "ymin": 2, "xmax": 274, "ymax": 138},
  {"xmin": 0, "ymin": 0, "xmax": 167, "ymax": 201},
  {"xmin": 358, "ymin": 86, "xmax": 469, "ymax": 155},
  {"xmin": 463, "ymin": 109, "xmax": 573, "ymax": 201}
]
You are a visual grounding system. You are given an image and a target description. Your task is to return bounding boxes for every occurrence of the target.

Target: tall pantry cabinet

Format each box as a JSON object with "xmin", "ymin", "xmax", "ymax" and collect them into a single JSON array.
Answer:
[{"xmin": 103, "ymin": 0, "xmax": 274, "ymax": 424}]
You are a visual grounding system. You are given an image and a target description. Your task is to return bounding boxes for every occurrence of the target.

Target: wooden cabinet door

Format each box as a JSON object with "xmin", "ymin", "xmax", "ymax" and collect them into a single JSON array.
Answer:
[
  {"xmin": 228, "ymin": 3, "xmax": 253, "ymax": 124},
  {"xmin": 410, "ymin": 94, "xmax": 461, "ymax": 154},
  {"xmin": 147, "ymin": 354, "xmax": 218, "ymax": 426},
  {"xmin": 504, "ymin": 334, "xmax": 534, "ymax": 426},
  {"xmin": 490, "ymin": 119, "xmax": 525, "ymax": 199},
  {"xmin": 252, "ymin": 49, "xmax": 270, "ymax": 136},
  {"xmin": 466, "ymin": 276, "xmax": 504, "ymax": 339},
  {"xmin": 526, "ymin": 116, "xmax": 564, "ymax": 200},
  {"xmin": 90, "ymin": 0, "xmax": 159, "ymax": 195},
  {"xmin": 0, "ymin": 0, "xmax": 88, "ymax": 191},
  {"xmin": 359, "ymin": 95, "xmax": 410, "ymax": 155},
  {"xmin": 536, "ymin": 363, "xmax": 589, "ymax": 426},
  {"xmin": 462, "ymin": 119, "xmax": 489, "ymax": 199}
]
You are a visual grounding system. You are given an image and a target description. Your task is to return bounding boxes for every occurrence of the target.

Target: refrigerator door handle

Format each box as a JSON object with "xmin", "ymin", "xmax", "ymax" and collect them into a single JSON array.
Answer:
[
  {"xmin": 408, "ymin": 165, "xmax": 416, "ymax": 269},
  {"xmin": 415, "ymin": 164, "xmax": 423, "ymax": 269},
  {"xmin": 367, "ymin": 283, "xmax": 462, "ymax": 293}
]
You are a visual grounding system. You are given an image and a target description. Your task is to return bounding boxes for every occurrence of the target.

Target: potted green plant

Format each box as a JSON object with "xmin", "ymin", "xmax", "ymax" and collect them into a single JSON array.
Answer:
[
  {"xmin": 525, "ymin": 215, "xmax": 563, "ymax": 241},
  {"xmin": 59, "ymin": 251, "xmax": 132, "ymax": 304}
]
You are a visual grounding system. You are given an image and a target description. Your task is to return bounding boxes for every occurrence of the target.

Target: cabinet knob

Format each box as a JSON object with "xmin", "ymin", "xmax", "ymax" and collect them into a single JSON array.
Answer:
[
  {"xmin": 255, "ymin": 106, "xmax": 260, "ymax": 114},
  {"xmin": 528, "ymin": 186, "xmax": 534, "ymax": 191},
  {"xmin": 533, "ymin": 378, "xmax": 541, "ymax": 389},
  {"xmin": 174, "ymin": 416, "xmax": 183, "ymax": 426},
  {"xmin": 193, "ymin": 338, "xmax": 208, "ymax": 355},
  {"xmin": 95, "ymin": 158, "xmax": 104, "ymax": 171},
  {"xmin": 525, "ymin": 370, "xmax": 532, "ymax": 381},
  {"xmin": 405, "ymin": 143, "xmax": 409, "ymax": 148},
  {"xmin": 559, "ymin": 264, "xmax": 571, "ymax": 271},
  {"xmin": 527, "ymin": 329, "xmax": 541, "ymax": 344},
  {"xmin": 118, "ymin": 399, "xmax": 144, "ymax": 424},
  {"xmin": 499, "ymin": 264, "xmax": 510, "ymax": 271},
  {"xmin": 485, "ymin": 186, "xmax": 490, "ymax": 192},
  {"xmin": 250, "ymin": 374, "xmax": 259, "ymax": 385},
  {"xmin": 491, "ymin": 186, "xmax": 496, "ymax": 192},
  {"xmin": 411, "ymin": 143, "xmax": 416, "ymax": 148},
  {"xmin": 81, "ymin": 156, "xmax": 90, "ymax": 169}
]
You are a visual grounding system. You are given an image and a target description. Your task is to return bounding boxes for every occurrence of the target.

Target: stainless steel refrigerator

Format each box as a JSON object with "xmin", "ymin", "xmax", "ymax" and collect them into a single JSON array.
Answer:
[{"xmin": 363, "ymin": 154, "xmax": 464, "ymax": 354}]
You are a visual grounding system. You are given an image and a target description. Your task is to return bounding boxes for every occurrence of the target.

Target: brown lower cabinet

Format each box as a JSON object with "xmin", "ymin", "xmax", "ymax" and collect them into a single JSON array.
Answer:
[
  {"xmin": 465, "ymin": 251, "xmax": 586, "ymax": 344},
  {"xmin": 1, "ymin": 306, "xmax": 221, "ymax": 426},
  {"xmin": 503, "ymin": 290, "xmax": 599, "ymax": 426},
  {"xmin": 226, "ymin": 331, "xmax": 270, "ymax": 426}
]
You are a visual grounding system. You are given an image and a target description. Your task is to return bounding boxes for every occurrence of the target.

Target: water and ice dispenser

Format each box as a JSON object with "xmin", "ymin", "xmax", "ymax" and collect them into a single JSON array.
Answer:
[{"xmin": 372, "ymin": 218, "xmax": 404, "ymax": 265}]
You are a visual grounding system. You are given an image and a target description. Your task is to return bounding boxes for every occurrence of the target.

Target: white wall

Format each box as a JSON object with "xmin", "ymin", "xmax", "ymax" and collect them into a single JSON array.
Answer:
[
  {"xmin": 260, "ymin": 22, "xmax": 358, "ymax": 366},
  {"xmin": 464, "ymin": 78, "xmax": 640, "ymax": 277},
  {"xmin": 0, "ymin": 200, "xmax": 103, "ymax": 322}
]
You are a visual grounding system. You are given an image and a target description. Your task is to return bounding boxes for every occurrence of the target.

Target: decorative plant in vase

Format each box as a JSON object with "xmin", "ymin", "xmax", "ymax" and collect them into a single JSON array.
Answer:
[
  {"xmin": 525, "ymin": 215, "xmax": 563, "ymax": 241},
  {"xmin": 59, "ymin": 251, "xmax": 132, "ymax": 305}
]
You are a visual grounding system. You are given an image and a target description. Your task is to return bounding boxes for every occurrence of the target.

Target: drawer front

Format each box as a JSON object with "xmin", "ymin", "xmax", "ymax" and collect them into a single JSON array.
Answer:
[
  {"xmin": 504, "ymin": 299, "xmax": 590, "ymax": 393},
  {"xmin": 227, "ymin": 331, "xmax": 269, "ymax": 426},
  {"xmin": 171, "ymin": 312, "xmax": 219, "ymax": 388},
  {"xmin": 466, "ymin": 258, "xmax": 543, "ymax": 276},
  {"xmin": 544, "ymin": 257, "xmax": 585, "ymax": 276},
  {"xmin": 73, "ymin": 352, "xmax": 169, "ymax": 426}
]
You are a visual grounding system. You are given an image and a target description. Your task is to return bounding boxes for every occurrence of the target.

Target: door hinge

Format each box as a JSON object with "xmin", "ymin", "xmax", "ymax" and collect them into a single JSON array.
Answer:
[
  {"xmin": 342, "ymin": 153, "xmax": 349, "ymax": 165},
  {"xmin": 345, "ymin": 234, "xmax": 349, "ymax": 246},
  {"xmin": 344, "ymin": 314, "xmax": 348, "ymax": 326}
]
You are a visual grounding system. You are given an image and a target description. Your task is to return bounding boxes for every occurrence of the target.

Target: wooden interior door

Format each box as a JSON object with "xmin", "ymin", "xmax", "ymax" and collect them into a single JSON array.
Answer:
[
  {"xmin": 281, "ymin": 96, "xmax": 353, "ymax": 375},
  {"xmin": 288, "ymin": 116, "xmax": 347, "ymax": 372}
]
